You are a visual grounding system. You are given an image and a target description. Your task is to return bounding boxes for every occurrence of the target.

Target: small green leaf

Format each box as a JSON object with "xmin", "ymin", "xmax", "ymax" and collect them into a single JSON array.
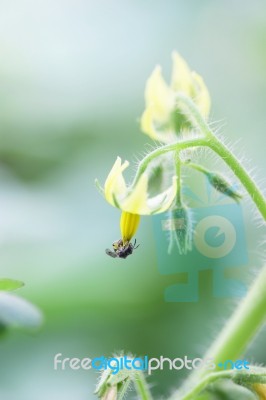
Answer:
[
  {"xmin": 0, "ymin": 292, "xmax": 43, "ymax": 330},
  {"xmin": 0, "ymin": 278, "xmax": 25, "ymax": 291}
]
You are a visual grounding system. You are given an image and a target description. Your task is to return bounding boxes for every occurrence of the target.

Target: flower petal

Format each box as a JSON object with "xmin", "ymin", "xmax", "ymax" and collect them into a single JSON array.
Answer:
[
  {"xmin": 104, "ymin": 157, "xmax": 129, "ymax": 205},
  {"xmin": 147, "ymin": 176, "xmax": 177, "ymax": 214},
  {"xmin": 145, "ymin": 65, "xmax": 174, "ymax": 120},
  {"xmin": 171, "ymin": 51, "xmax": 193, "ymax": 95},
  {"xmin": 140, "ymin": 107, "xmax": 175, "ymax": 143},
  {"xmin": 140, "ymin": 107, "xmax": 159, "ymax": 141},
  {"xmin": 121, "ymin": 174, "xmax": 150, "ymax": 214},
  {"xmin": 191, "ymin": 71, "xmax": 211, "ymax": 118}
]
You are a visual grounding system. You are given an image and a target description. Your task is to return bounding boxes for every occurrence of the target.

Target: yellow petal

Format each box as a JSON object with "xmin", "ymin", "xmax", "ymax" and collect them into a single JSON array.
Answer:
[
  {"xmin": 104, "ymin": 157, "xmax": 129, "ymax": 205},
  {"xmin": 121, "ymin": 174, "xmax": 150, "ymax": 214},
  {"xmin": 120, "ymin": 211, "xmax": 141, "ymax": 243},
  {"xmin": 191, "ymin": 71, "xmax": 211, "ymax": 118},
  {"xmin": 145, "ymin": 65, "xmax": 174, "ymax": 120},
  {"xmin": 140, "ymin": 107, "xmax": 159, "ymax": 141},
  {"xmin": 171, "ymin": 51, "xmax": 193, "ymax": 95},
  {"xmin": 140, "ymin": 107, "xmax": 177, "ymax": 144},
  {"xmin": 147, "ymin": 176, "xmax": 177, "ymax": 214}
]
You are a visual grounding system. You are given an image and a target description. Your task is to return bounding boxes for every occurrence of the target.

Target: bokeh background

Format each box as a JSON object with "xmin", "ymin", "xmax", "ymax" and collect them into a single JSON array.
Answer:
[{"xmin": 0, "ymin": 0, "xmax": 266, "ymax": 399}]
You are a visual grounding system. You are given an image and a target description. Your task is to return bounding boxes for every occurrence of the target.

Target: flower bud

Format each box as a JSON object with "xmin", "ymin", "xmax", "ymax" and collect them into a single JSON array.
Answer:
[
  {"xmin": 164, "ymin": 206, "xmax": 193, "ymax": 255},
  {"xmin": 206, "ymin": 172, "xmax": 242, "ymax": 202},
  {"xmin": 95, "ymin": 355, "xmax": 134, "ymax": 400},
  {"xmin": 101, "ymin": 386, "xmax": 117, "ymax": 400}
]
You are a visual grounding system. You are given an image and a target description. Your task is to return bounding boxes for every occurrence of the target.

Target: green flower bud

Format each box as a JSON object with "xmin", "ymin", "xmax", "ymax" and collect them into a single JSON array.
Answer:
[
  {"xmin": 165, "ymin": 206, "xmax": 193, "ymax": 255},
  {"xmin": 101, "ymin": 386, "xmax": 117, "ymax": 400},
  {"xmin": 95, "ymin": 354, "xmax": 135, "ymax": 400},
  {"xmin": 206, "ymin": 171, "xmax": 242, "ymax": 202}
]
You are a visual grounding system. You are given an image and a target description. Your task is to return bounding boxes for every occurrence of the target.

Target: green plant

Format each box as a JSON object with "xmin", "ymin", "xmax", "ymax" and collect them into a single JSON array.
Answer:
[{"xmin": 96, "ymin": 53, "xmax": 266, "ymax": 399}]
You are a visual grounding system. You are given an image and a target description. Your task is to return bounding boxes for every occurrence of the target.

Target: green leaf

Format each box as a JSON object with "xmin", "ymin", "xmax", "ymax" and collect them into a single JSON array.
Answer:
[
  {"xmin": 0, "ymin": 292, "xmax": 43, "ymax": 330},
  {"xmin": 0, "ymin": 278, "xmax": 24, "ymax": 291}
]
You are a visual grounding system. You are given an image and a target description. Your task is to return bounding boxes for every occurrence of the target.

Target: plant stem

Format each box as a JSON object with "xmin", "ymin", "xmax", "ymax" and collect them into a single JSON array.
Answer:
[
  {"xmin": 117, "ymin": 379, "xmax": 131, "ymax": 400},
  {"xmin": 171, "ymin": 266, "xmax": 266, "ymax": 400},
  {"xmin": 208, "ymin": 136, "xmax": 266, "ymax": 219},
  {"xmin": 177, "ymin": 371, "xmax": 232, "ymax": 400},
  {"xmin": 175, "ymin": 153, "xmax": 182, "ymax": 207},
  {"xmin": 133, "ymin": 98, "xmax": 266, "ymax": 221},
  {"xmin": 203, "ymin": 264, "xmax": 266, "ymax": 366},
  {"xmin": 175, "ymin": 263, "xmax": 266, "ymax": 399},
  {"xmin": 176, "ymin": 368, "xmax": 266, "ymax": 400},
  {"xmin": 134, "ymin": 372, "xmax": 153, "ymax": 400},
  {"xmin": 131, "ymin": 138, "xmax": 208, "ymax": 188},
  {"xmin": 176, "ymin": 93, "xmax": 266, "ymax": 220},
  {"xmin": 183, "ymin": 162, "xmax": 209, "ymax": 175}
]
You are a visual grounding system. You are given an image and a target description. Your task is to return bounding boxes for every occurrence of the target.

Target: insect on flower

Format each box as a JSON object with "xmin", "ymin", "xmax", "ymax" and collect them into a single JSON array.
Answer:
[{"xmin": 106, "ymin": 239, "xmax": 139, "ymax": 259}]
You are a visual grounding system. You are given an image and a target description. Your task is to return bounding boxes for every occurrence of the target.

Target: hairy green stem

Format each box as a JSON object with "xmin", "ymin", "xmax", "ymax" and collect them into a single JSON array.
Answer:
[
  {"xmin": 179, "ymin": 371, "xmax": 231, "ymax": 400},
  {"xmin": 131, "ymin": 138, "xmax": 207, "ymax": 188},
  {"xmin": 173, "ymin": 264, "xmax": 266, "ymax": 399},
  {"xmin": 183, "ymin": 161, "xmax": 209, "ymax": 175},
  {"xmin": 203, "ymin": 264, "xmax": 266, "ymax": 366},
  {"xmin": 133, "ymin": 99, "xmax": 266, "ymax": 221},
  {"xmin": 134, "ymin": 372, "xmax": 153, "ymax": 400},
  {"xmin": 175, "ymin": 153, "xmax": 182, "ymax": 207},
  {"xmin": 117, "ymin": 379, "xmax": 131, "ymax": 400},
  {"xmin": 176, "ymin": 93, "xmax": 266, "ymax": 220},
  {"xmin": 208, "ymin": 136, "xmax": 266, "ymax": 219},
  {"xmin": 176, "ymin": 368, "xmax": 266, "ymax": 400}
]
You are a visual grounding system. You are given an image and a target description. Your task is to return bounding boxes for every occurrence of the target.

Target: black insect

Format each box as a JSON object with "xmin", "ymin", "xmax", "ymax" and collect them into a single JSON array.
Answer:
[{"xmin": 105, "ymin": 239, "xmax": 139, "ymax": 259}]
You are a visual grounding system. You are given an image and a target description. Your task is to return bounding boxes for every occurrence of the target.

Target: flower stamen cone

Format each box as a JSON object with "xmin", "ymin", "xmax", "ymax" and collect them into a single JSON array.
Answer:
[{"xmin": 120, "ymin": 212, "xmax": 140, "ymax": 244}]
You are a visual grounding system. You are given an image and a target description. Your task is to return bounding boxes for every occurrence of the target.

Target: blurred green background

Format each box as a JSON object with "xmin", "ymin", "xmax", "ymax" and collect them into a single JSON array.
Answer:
[{"xmin": 0, "ymin": 0, "xmax": 266, "ymax": 399}]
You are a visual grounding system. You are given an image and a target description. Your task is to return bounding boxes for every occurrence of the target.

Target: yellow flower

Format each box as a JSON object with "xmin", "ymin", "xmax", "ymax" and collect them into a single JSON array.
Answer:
[
  {"xmin": 99, "ymin": 156, "xmax": 177, "ymax": 215},
  {"xmin": 140, "ymin": 51, "xmax": 211, "ymax": 143}
]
